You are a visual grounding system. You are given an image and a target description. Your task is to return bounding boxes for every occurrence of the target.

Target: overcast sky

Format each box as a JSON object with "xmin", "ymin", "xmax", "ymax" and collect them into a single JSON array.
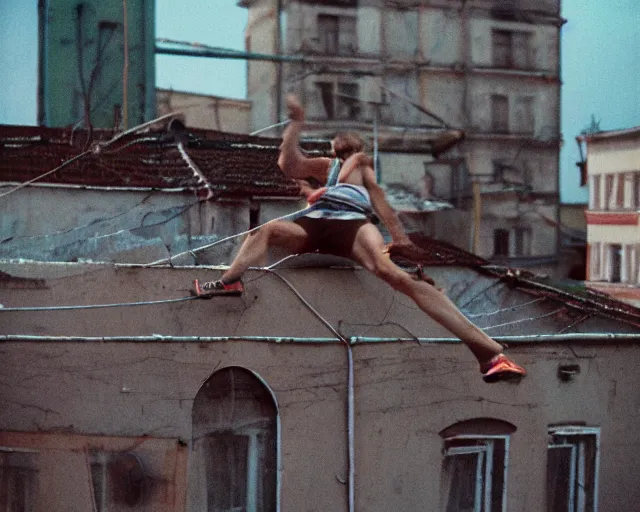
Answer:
[{"xmin": 1, "ymin": 0, "xmax": 638, "ymax": 204}]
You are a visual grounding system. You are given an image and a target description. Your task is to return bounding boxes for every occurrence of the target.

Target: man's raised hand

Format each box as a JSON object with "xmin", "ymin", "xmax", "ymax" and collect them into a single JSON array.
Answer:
[{"xmin": 286, "ymin": 94, "xmax": 305, "ymax": 122}]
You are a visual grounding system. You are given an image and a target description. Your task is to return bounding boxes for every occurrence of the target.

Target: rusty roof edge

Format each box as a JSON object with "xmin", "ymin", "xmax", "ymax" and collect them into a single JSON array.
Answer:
[
  {"xmin": 580, "ymin": 125, "xmax": 640, "ymax": 142},
  {"xmin": 479, "ymin": 267, "xmax": 640, "ymax": 328}
]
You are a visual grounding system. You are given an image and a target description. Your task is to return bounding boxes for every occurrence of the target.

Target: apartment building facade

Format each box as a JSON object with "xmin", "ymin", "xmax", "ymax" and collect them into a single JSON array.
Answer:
[
  {"xmin": 240, "ymin": 0, "xmax": 563, "ymax": 272},
  {"xmin": 584, "ymin": 126, "xmax": 640, "ymax": 307}
]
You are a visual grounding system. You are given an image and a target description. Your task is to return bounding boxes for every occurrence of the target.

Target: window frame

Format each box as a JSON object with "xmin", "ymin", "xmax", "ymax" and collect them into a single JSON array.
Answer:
[
  {"xmin": 547, "ymin": 426, "xmax": 601, "ymax": 512},
  {"xmin": 0, "ymin": 448, "xmax": 39, "ymax": 512},
  {"xmin": 316, "ymin": 13, "xmax": 357, "ymax": 55},
  {"xmin": 491, "ymin": 29, "xmax": 533, "ymax": 70},
  {"xmin": 491, "ymin": 94, "xmax": 509, "ymax": 133},
  {"xmin": 192, "ymin": 366, "xmax": 279, "ymax": 512},
  {"xmin": 204, "ymin": 428, "xmax": 270, "ymax": 512},
  {"xmin": 442, "ymin": 434, "xmax": 510, "ymax": 512},
  {"xmin": 313, "ymin": 79, "xmax": 361, "ymax": 121}
]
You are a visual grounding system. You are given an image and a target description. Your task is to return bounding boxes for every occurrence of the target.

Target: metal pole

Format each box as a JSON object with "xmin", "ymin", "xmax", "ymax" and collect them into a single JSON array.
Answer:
[{"xmin": 122, "ymin": 0, "xmax": 129, "ymax": 129}]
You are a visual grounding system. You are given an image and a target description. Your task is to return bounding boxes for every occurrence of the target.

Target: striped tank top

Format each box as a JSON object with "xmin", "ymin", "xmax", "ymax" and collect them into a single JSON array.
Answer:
[{"xmin": 302, "ymin": 158, "xmax": 373, "ymax": 220}]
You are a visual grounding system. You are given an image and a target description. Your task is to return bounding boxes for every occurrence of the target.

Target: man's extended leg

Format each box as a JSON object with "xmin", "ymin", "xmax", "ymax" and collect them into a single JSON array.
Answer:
[
  {"xmin": 348, "ymin": 223, "xmax": 525, "ymax": 381},
  {"xmin": 195, "ymin": 220, "xmax": 310, "ymax": 296}
]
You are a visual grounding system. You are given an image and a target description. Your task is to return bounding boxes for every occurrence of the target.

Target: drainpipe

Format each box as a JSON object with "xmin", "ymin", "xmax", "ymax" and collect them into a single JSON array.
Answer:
[
  {"xmin": 555, "ymin": 12, "xmax": 563, "ymax": 265},
  {"xmin": 275, "ymin": 0, "xmax": 283, "ymax": 127},
  {"xmin": 460, "ymin": 1, "xmax": 478, "ymax": 253},
  {"xmin": 37, "ymin": 0, "xmax": 47, "ymax": 126},
  {"xmin": 143, "ymin": 0, "xmax": 156, "ymax": 121},
  {"xmin": 122, "ymin": 0, "xmax": 129, "ymax": 129}
]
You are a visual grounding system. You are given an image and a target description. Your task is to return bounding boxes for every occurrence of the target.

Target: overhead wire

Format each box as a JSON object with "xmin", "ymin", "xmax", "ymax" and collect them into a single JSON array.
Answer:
[
  {"xmin": 480, "ymin": 308, "xmax": 565, "ymax": 332},
  {"xmin": 464, "ymin": 297, "xmax": 546, "ymax": 318},
  {"xmin": 0, "ymin": 296, "xmax": 197, "ymax": 312},
  {"xmin": 143, "ymin": 205, "xmax": 313, "ymax": 267}
]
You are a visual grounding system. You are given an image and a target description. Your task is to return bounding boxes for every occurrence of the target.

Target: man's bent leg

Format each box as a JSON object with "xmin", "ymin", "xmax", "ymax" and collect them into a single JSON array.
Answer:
[
  {"xmin": 348, "ymin": 224, "xmax": 525, "ymax": 380},
  {"xmin": 195, "ymin": 221, "xmax": 310, "ymax": 297},
  {"xmin": 223, "ymin": 220, "xmax": 311, "ymax": 282}
]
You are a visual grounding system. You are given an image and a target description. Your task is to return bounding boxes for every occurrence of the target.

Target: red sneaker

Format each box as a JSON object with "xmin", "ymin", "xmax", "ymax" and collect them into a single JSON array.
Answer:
[
  {"xmin": 481, "ymin": 354, "xmax": 526, "ymax": 383},
  {"xmin": 193, "ymin": 279, "xmax": 244, "ymax": 298}
]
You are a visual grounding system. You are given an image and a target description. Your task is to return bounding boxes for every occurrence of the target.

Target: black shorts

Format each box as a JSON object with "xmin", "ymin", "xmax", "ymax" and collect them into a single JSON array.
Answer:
[{"xmin": 294, "ymin": 217, "xmax": 368, "ymax": 259}]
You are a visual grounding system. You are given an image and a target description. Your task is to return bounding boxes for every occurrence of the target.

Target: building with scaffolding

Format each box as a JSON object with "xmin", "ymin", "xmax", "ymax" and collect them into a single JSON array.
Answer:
[{"xmin": 240, "ymin": 0, "xmax": 564, "ymax": 274}]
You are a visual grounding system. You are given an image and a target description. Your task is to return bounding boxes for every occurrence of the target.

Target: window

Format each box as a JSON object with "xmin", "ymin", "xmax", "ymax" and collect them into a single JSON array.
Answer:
[
  {"xmin": 317, "ymin": 15, "xmax": 339, "ymax": 54},
  {"xmin": 492, "ymin": 30, "xmax": 532, "ymax": 69},
  {"xmin": 0, "ymin": 450, "xmax": 38, "ymax": 512},
  {"xmin": 615, "ymin": 174, "xmax": 624, "ymax": 209},
  {"xmin": 589, "ymin": 175, "xmax": 601, "ymax": 210},
  {"xmin": 513, "ymin": 227, "xmax": 531, "ymax": 257},
  {"xmin": 609, "ymin": 244, "xmax": 622, "ymax": 283},
  {"xmin": 315, "ymin": 81, "xmax": 361, "ymax": 120},
  {"xmin": 89, "ymin": 451, "xmax": 146, "ymax": 511},
  {"xmin": 317, "ymin": 14, "xmax": 356, "ymax": 55},
  {"xmin": 514, "ymin": 97, "xmax": 535, "ymax": 135},
  {"xmin": 493, "ymin": 228, "xmax": 531, "ymax": 258},
  {"xmin": 192, "ymin": 367, "xmax": 277, "ymax": 512},
  {"xmin": 547, "ymin": 427, "xmax": 600, "ymax": 512},
  {"xmin": 491, "ymin": 95, "xmax": 509, "ymax": 133},
  {"xmin": 494, "ymin": 229, "xmax": 509, "ymax": 257},
  {"xmin": 249, "ymin": 203, "xmax": 260, "ymax": 230},
  {"xmin": 589, "ymin": 242, "xmax": 601, "ymax": 281},
  {"xmin": 441, "ymin": 436, "xmax": 509, "ymax": 512}
]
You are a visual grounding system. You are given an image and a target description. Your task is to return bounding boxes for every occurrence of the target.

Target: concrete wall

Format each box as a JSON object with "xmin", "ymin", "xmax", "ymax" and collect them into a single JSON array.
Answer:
[
  {"xmin": 589, "ymin": 136, "xmax": 640, "ymax": 175},
  {"xmin": 0, "ymin": 186, "xmax": 303, "ymax": 264},
  {"xmin": 1, "ymin": 263, "xmax": 639, "ymax": 511}
]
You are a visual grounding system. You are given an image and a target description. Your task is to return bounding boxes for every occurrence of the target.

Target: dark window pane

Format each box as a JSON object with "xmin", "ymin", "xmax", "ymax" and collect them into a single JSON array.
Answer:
[
  {"xmin": 491, "ymin": 95, "xmax": 509, "ymax": 133},
  {"xmin": 512, "ymin": 32, "xmax": 532, "ymax": 69},
  {"xmin": 316, "ymin": 82, "xmax": 335, "ymax": 119},
  {"xmin": 491, "ymin": 441, "xmax": 506, "ymax": 512},
  {"xmin": 611, "ymin": 244, "xmax": 622, "ymax": 282},
  {"xmin": 445, "ymin": 453, "xmax": 480, "ymax": 512},
  {"xmin": 547, "ymin": 446, "xmax": 572, "ymax": 512},
  {"xmin": 494, "ymin": 229, "xmax": 509, "ymax": 256},
  {"xmin": 492, "ymin": 30, "xmax": 512, "ymax": 67},
  {"xmin": 337, "ymin": 83, "xmax": 360, "ymax": 119},
  {"xmin": 206, "ymin": 434, "xmax": 249, "ymax": 512},
  {"xmin": 318, "ymin": 15, "xmax": 339, "ymax": 54}
]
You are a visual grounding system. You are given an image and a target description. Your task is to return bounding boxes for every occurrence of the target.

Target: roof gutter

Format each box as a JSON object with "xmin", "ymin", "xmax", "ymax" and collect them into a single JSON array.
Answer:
[{"xmin": 1, "ymin": 333, "xmax": 639, "ymax": 344}]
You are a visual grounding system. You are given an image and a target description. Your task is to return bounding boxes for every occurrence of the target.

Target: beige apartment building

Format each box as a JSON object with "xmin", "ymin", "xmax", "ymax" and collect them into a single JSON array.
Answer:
[
  {"xmin": 156, "ymin": 89, "xmax": 252, "ymax": 133},
  {"xmin": 583, "ymin": 126, "xmax": 640, "ymax": 306},
  {"xmin": 239, "ymin": 0, "xmax": 563, "ymax": 272}
]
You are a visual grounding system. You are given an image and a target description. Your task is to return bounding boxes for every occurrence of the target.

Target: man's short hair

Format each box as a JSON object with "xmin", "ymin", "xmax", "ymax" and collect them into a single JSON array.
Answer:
[{"xmin": 333, "ymin": 132, "xmax": 365, "ymax": 160}]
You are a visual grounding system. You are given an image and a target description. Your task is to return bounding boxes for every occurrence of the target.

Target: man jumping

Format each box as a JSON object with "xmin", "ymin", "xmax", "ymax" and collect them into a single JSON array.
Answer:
[{"xmin": 194, "ymin": 95, "xmax": 526, "ymax": 383}]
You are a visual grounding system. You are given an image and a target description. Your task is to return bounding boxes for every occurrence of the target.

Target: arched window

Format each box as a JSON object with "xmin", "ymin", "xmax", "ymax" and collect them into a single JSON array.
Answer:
[{"xmin": 191, "ymin": 367, "xmax": 277, "ymax": 512}]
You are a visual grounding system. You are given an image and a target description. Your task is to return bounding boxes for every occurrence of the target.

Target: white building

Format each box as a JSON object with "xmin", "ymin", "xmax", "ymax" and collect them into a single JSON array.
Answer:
[{"xmin": 583, "ymin": 126, "xmax": 640, "ymax": 306}]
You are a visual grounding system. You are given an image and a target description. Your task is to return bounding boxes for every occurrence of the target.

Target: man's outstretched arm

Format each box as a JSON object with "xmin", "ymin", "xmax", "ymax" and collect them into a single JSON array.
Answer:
[{"xmin": 277, "ymin": 95, "xmax": 331, "ymax": 182}]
